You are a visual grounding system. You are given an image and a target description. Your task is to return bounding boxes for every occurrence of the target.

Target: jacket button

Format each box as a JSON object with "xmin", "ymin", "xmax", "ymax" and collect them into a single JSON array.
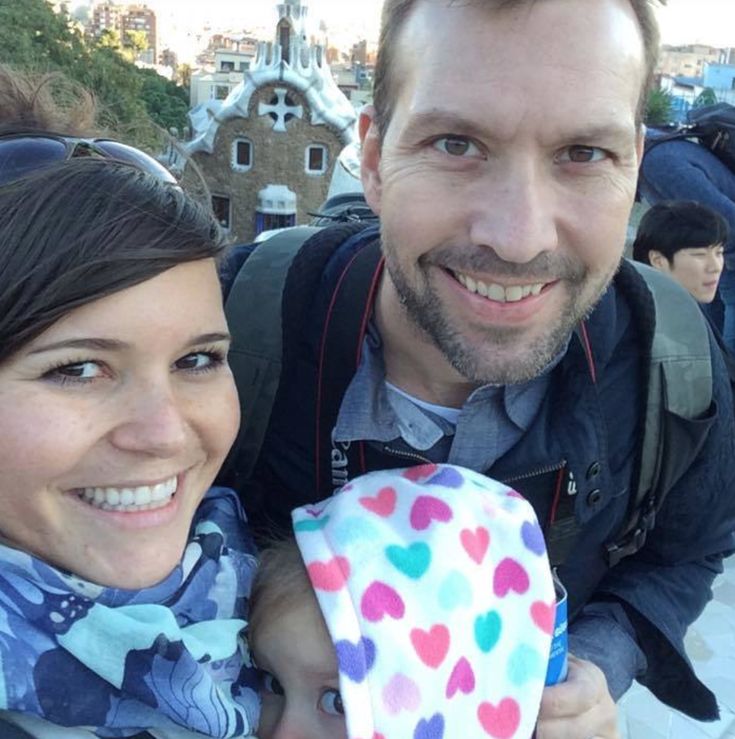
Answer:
[
  {"xmin": 587, "ymin": 489, "xmax": 603, "ymax": 506},
  {"xmin": 587, "ymin": 462, "xmax": 601, "ymax": 479}
]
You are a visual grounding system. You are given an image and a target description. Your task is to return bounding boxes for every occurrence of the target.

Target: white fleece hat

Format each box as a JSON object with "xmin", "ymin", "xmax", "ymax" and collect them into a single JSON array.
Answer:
[{"xmin": 292, "ymin": 464, "xmax": 556, "ymax": 739}]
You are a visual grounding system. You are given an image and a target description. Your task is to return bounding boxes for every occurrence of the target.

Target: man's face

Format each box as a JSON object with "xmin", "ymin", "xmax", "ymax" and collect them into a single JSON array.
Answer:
[
  {"xmin": 653, "ymin": 243, "xmax": 725, "ymax": 304},
  {"xmin": 362, "ymin": 0, "xmax": 646, "ymax": 384}
]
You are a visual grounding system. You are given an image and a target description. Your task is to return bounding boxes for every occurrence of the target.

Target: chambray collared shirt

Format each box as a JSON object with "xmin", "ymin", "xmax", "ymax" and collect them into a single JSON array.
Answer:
[{"xmin": 334, "ymin": 323, "xmax": 565, "ymax": 470}]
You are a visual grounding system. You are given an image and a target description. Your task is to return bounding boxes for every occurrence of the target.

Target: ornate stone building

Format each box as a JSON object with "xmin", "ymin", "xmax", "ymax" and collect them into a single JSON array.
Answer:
[{"xmin": 184, "ymin": 0, "xmax": 357, "ymax": 242}]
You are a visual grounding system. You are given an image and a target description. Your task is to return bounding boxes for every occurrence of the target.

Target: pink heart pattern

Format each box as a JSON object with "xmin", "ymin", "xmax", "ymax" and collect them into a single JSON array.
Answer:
[
  {"xmin": 360, "ymin": 486, "xmax": 397, "ymax": 517},
  {"xmin": 361, "ymin": 581, "xmax": 406, "ymax": 622},
  {"xmin": 446, "ymin": 656, "xmax": 475, "ymax": 698},
  {"xmin": 478, "ymin": 698, "xmax": 521, "ymax": 738},
  {"xmin": 531, "ymin": 600, "xmax": 556, "ymax": 635},
  {"xmin": 292, "ymin": 465, "xmax": 556, "ymax": 739},
  {"xmin": 307, "ymin": 556, "xmax": 350, "ymax": 592},
  {"xmin": 410, "ymin": 495, "xmax": 453, "ymax": 531},
  {"xmin": 461, "ymin": 526, "xmax": 490, "ymax": 564},
  {"xmin": 493, "ymin": 558, "xmax": 530, "ymax": 598},
  {"xmin": 410, "ymin": 624, "xmax": 450, "ymax": 668}
]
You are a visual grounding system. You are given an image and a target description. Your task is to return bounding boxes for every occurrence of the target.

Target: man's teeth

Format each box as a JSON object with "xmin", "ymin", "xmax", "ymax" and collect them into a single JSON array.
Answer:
[
  {"xmin": 77, "ymin": 476, "xmax": 177, "ymax": 512},
  {"xmin": 454, "ymin": 271, "xmax": 544, "ymax": 302}
]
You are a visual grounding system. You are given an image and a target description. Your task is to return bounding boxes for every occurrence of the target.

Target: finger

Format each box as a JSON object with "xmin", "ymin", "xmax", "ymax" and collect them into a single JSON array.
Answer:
[{"xmin": 539, "ymin": 655, "xmax": 603, "ymax": 718}]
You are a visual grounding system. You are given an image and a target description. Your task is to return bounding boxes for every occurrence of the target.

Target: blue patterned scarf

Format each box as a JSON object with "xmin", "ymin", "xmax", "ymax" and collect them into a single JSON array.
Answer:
[{"xmin": 0, "ymin": 487, "xmax": 259, "ymax": 738}]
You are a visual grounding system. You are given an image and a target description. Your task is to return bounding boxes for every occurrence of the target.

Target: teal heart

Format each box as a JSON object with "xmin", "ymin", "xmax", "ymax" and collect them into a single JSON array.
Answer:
[
  {"xmin": 386, "ymin": 542, "xmax": 431, "ymax": 579},
  {"xmin": 507, "ymin": 643, "xmax": 543, "ymax": 686},
  {"xmin": 333, "ymin": 516, "xmax": 380, "ymax": 548},
  {"xmin": 438, "ymin": 570, "xmax": 473, "ymax": 611},
  {"xmin": 294, "ymin": 517, "xmax": 330, "ymax": 533},
  {"xmin": 474, "ymin": 610, "xmax": 502, "ymax": 653}
]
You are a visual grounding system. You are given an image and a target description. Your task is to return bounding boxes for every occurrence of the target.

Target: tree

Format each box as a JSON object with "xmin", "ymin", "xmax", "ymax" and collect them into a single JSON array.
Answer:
[
  {"xmin": 645, "ymin": 88, "xmax": 674, "ymax": 127},
  {"xmin": 0, "ymin": 0, "xmax": 190, "ymax": 151}
]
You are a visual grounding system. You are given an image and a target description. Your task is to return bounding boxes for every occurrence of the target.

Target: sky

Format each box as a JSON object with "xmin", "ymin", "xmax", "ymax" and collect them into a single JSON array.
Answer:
[{"xmin": 76, "ymin": 1, "xmax": 735, "ymax": 60}]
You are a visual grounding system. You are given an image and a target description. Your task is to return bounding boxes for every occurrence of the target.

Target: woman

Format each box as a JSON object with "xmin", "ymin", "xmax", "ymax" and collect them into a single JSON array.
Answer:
[{"xmin": 0, "ymin": 157, "xmax": 259, "ymax": 738}]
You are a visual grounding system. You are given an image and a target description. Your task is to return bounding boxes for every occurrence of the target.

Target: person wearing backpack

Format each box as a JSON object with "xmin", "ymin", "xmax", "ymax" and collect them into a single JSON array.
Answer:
[
  {"xmin": 221, "ymin": 1, "xmax": 735, "ymax": 737},
  {"xmin": 639, "ymin": 121, "xmax": 735, "ymax": 352}
]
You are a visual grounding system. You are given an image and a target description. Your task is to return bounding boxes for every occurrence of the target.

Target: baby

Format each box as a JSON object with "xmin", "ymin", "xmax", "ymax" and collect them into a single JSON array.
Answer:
[{"xmin": 248, "ymin": 464, "xmax": 557, "ymax": 739}]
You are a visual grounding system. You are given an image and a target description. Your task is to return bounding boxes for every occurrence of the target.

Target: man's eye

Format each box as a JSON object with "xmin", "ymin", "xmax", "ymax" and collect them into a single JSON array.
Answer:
[
  {"xmin": 559, "ymin": 145, "xmax": 607, "ymax": 164},
  {"xmin": 260, "ymin": 671, "xmax": 285, "ymax": 696},
  {"xmin": 317, "ymin": 688, "xmax": 344, "ymax": 716},
  {"xmin": 432, "ymin": 136, "xmax": 482, "ymax": 158}
]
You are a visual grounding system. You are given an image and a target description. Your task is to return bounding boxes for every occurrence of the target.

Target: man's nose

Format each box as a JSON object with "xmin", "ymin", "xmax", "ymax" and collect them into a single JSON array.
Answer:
[
  {"xmin": 108, "ymin": 381, "xmax": 188, "ymax": 457},
  {"xmin": 466, "ymin": 161, "xmax": 559, "ymax": 264}
]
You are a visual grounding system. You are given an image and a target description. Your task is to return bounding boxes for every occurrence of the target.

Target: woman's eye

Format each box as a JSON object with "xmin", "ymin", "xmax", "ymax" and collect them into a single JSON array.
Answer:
[
  {"xmin": 559, "ymin": 145, "xmax": 607, "ymax": 164},
  {"xmin": 43, "ymin": 361, "xmax": 104, "ymax": 383},
  {"xmin": 174, "ymin": 350, "xmax": 225, "ymax": 372},
  {"xmin": 260, "ymin": 671, "xmax": 285, "ymax": 696},
  {"xmin": 317, "ymin": 688, "xmax": 344, "ymax": 717},
  {"xmin": 432, "ymin": 136, "xmax": 482, "ymax": 158}
]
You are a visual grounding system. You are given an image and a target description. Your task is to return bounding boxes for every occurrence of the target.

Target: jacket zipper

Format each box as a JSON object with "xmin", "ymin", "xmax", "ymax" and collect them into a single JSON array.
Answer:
[
  {"xmin": 499, "ymin": 459, "xmax": 567, "ymax": 484},
  {"xmin": 381, "ymin": 445, "xmax": 433, "ymax": 466},
  {"xmin": 382, "ymin": 444, "xmax": 567, "ymax": 484}
]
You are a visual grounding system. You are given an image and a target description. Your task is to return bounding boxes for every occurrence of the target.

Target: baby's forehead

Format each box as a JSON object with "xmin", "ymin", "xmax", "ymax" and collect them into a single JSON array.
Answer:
[{"xmin": 257, "ymin": 591, "xmax": 338, "ymax": 674}]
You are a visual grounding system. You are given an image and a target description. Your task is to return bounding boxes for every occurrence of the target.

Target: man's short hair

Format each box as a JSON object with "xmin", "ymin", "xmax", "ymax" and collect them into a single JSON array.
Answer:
[
  {"xmin": 632, "ymin": 200, "xmax": 730, "ymax": 264},
  {"xmin": 372, "ymin": 0, "xmax": 662, "ymax": 140}
]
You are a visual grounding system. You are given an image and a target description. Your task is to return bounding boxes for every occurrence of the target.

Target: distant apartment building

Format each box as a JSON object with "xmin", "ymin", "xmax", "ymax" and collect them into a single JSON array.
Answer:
[
  {"xmin": 657, "ymin": 44, "xmax": 728, "ymax": 79},
  {"xmin": 87, "ymin": 2, "xmax": 157, "ymax": 64},
  {"xmin": 121, "ymin": 5, "xmax": 157, "ymax": 64},
  {"xmin": 189, "ymin": 49, "xmax": 256, "ymax": 107}
]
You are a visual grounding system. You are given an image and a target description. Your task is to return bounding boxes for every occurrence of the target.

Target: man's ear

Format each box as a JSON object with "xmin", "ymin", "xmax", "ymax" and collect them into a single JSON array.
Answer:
[
  {"xmin": 635, "ymin": 124, "xmax": 646, "ymax": 166},
  {"xmin": 359, "ymin": 105, "xmax": 383, "ymax": 216},
  {"xmin": 648, "ymin": 249, "xmax": 670, "ymax": 271}
]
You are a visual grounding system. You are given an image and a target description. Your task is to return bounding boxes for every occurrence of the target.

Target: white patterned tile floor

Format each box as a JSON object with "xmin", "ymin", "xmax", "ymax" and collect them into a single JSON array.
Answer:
[{"xmin": 618, "ymin": 554, "xmax": 735, "ymax": 739}]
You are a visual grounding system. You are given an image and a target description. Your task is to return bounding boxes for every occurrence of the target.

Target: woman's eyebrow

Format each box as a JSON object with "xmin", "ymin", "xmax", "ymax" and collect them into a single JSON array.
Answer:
[{"xmin": 27, "ymin": 332, "xmax": 231, "ymax": 356}]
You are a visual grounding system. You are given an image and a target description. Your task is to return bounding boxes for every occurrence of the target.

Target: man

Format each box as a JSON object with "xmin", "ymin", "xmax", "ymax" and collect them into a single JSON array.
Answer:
[
  {"xmin": 632, "ymin": 200, "xmax": 728, "ymax": 305},
  {"xmin": 640, "ymin": 134, "xmax": 735, "ymax": 351},
  {"xmin": 223, "ymin": 1, "xmax": 735, "ymax": 737}
]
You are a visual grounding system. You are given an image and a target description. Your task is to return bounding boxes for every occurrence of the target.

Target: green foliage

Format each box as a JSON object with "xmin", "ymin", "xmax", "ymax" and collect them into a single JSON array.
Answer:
[
  {"xmin": 0, "ymin": 0, "xmax": 189, "ymax": 149},
  {"xmin": 645, "ymin": 88, "xmax": 674, "ymax": 127},
  {"xmin": 693, "ymin": 88, "xmax": 718, "ymax": 108}
]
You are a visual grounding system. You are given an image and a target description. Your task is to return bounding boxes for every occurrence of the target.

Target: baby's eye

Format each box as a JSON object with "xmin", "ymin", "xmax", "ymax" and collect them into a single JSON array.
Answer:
[
  {"xmin": 260, "ymin": 671, "xmax": 285, "ymax": 696},
  {"xmin": 317, "ymin": 688, "xmax": 344, "ymax": 716},
  {"xmin": 432, "ymin": 136, "xmax": 482, "ymax": 158}
]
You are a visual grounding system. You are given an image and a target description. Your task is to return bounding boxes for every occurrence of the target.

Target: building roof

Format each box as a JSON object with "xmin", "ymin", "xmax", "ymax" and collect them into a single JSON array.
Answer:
[{"xmin": 185, "ymin": 35, "xmax": 357, "ymax": 157}]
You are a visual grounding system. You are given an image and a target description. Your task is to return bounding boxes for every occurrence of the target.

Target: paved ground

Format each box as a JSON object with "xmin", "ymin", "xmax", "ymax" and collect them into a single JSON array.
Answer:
[{"xmin": 618, "ymin": 554, "xmax": 735, "ymax": 738}]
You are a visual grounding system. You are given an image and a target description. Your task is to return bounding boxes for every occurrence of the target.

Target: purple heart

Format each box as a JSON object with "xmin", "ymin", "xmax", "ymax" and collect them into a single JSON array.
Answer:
[
  {"xmin": 427, "ymin": 467, "xmax": 464, "ymax": 489},
  {"xmin": 414, "ymin": 713, "xmax": 445, "ymax": 739},
  {"xmin": 521, "ymin": 520, "xmax": 546, "ymax": 556},
  {"xmin": 335, "ymin": 637, "xmax": 376, "ymax": 682}
]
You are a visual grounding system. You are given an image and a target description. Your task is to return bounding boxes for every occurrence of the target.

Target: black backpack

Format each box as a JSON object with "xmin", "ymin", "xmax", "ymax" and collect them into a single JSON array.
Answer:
[
  {"xmin": 646, "ymin": 102, "xmax": 735, "ymax": 170},
  {"xmin": 224, "ymin": 215, "xmax": 726, "ymax": 568}
]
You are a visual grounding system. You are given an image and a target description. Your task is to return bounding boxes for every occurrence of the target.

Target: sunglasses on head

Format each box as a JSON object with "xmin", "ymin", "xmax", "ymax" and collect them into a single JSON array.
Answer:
[{"xmin": 0, "ymin": 132, "xmax": 179, "ymax": 187}]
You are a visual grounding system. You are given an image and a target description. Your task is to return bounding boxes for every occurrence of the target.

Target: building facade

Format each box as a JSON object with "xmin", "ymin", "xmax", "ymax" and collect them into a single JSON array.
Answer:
[{"xmin": 183, "ymin": 0, "xmax": 356, "ymax": 243}]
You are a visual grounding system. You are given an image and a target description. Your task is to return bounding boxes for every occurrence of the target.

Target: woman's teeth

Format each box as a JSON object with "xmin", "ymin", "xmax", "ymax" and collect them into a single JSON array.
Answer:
[
  {"xmin": 77, "ymin": 476, "xmax": 178, "ymax": 512},
  {"xmin": 454, "ymin": 271, "xmax": 544, "ymax": 302}
]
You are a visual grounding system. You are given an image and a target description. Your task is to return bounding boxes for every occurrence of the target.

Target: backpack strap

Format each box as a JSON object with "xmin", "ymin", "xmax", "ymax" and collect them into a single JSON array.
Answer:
[
  {"xmin": 606, "ymin": 261, "xmax": 714, "ymax": 566},
  {"xmin": 225, "ymin": 226, "xmax": 322, "ymax": 482},
  {"xmin": 225, "ymin": 223, "xmax": 372, "ymax": 486},
  {"xmin": 313, "ymin": 238, "xmax": 384, "ymax": 495}
]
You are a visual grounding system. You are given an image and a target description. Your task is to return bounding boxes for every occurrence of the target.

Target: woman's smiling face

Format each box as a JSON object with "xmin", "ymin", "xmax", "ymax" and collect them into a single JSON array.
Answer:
[{"xmin": 0, "ymin": 259, "xmax": 240, "ymax": 589}]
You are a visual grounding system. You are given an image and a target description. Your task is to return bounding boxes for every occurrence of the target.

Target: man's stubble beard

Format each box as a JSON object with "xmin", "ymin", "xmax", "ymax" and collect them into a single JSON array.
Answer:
[{"xmin": 381, "ymin": 237, "xmax": 619, "ymax": 385}]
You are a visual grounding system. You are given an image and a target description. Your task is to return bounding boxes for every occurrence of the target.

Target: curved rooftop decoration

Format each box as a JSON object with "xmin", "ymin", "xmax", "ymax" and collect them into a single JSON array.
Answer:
[{"xmin": 185, "ymin": 0, "xmax": 357, "ymax": 157}]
